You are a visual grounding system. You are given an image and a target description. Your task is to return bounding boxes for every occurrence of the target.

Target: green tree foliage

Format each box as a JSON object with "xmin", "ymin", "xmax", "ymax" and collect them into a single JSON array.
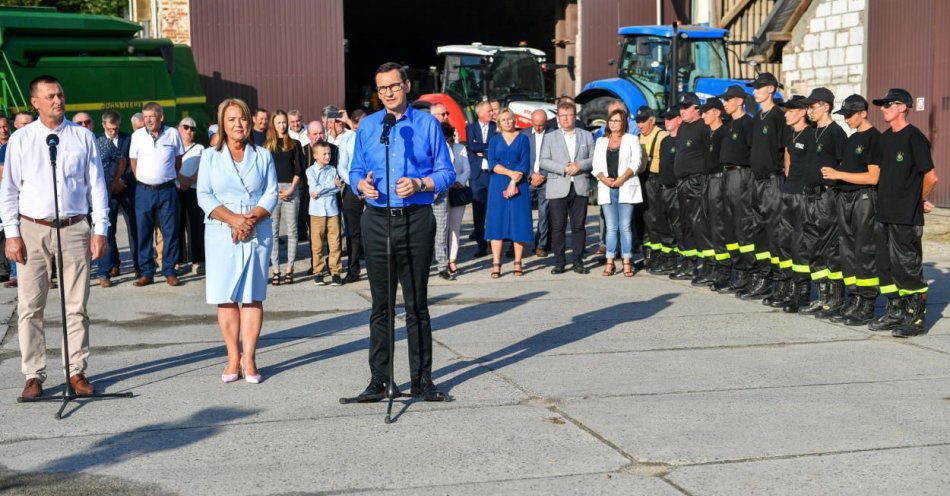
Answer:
[{"xmin": 0, "ymin": 0, "xmax": 126, "ymax": 17}]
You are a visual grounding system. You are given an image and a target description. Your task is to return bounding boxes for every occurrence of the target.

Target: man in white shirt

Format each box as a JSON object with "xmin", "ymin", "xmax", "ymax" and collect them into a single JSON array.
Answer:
[
  {"xmin": 176, "ymin": 117, "xmax": 205, "ymax": 275},
  {"xmin": 522, "ymin": 109, "xmax": 550, "ymax": 256},
  {"xmin": 129, "ymin": 102, "xmax": 184, "ymax": 287},
  {"xmin": 0, "ymin": 75, "xmax": 110, "ymax": 399},
  {"xmin": 326, "ymin": 108, "xmax": 362, "ymax": 282},
  {"xmin": 288, "ymin": 109, "xmax": 310, "ymax": 148}
]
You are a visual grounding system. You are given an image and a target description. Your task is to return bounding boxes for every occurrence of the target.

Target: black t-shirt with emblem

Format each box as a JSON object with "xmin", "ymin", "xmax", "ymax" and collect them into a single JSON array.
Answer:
[
  {"xmin": 838, "ymin": 127, "xmax": 881, "ymax": 192},
  {"xmin": 873, "ymin": 124, "xmax": 934, "ymax": 226},
  {"xmin": 813, "ymin": 121, "xmax": 848, "ymax": 187},
  {"xmin": 720, "ymin": 113, "xmax": 753, "ymax": 167},
  {"xmin": 782, "ymin": 126, "xmax": 816, "ymax": 194},
  {"xmin": 750, "ymin": 106, "xmax": 787, "ymax": 178},
  {"xmin": 674, "ymin": 119, "xmax": 710, "ymax": 178},
  {"xmin": 705, "ymin": 124, "xmax": 729, "ymax": 173},
  {"xmin": 657, "ymin": 135, "xmax": 678, "ymax": 187}
]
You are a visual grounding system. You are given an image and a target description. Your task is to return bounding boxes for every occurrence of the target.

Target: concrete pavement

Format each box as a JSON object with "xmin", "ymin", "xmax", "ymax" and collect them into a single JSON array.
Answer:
[{"xmin": 0, "ymin": 209, "xmax": 948, "ymax": 495}]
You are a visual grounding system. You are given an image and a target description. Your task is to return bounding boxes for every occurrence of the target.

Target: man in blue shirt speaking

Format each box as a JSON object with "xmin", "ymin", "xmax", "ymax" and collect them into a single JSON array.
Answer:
[{"xmin": 349, "ymin": 62, "xmax": 455, "ymax": 401}]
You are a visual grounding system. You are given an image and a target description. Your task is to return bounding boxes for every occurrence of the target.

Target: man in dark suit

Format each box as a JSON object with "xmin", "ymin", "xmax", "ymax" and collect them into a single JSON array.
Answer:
[
  {"xmin": 465, "ymin": 101, "xmax": 496, "ymax": 257},
  {"xmin": 100, "ymin": 111, "xmax": 139, "ymax": 278},
  {"xmin": 523, "ymin": 109, "xmax": 551, "ymax": 256}
]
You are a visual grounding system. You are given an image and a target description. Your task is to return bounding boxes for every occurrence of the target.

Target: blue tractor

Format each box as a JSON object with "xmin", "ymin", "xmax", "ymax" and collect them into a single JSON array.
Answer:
[{"xmin": 577, "ymin": 24, "xmax": 758, "ymax": 129}]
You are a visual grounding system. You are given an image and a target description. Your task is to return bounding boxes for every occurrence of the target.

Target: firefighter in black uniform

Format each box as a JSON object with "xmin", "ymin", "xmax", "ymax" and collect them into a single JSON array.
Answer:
[
  {"xmin": 637, "ymin": 106, "xmax": 669, "ymax": 271},
  {"xmin": 716, "ymin": 85, "xmax": 755, "ymax": 293},
  {"xmin": 769, "ymin": 95, "xmax": 815, "ymax": 312},
  {"xmin": 739, "ymin": 73, "xmax": 787, "ymax": 300},
  {"xmin": 671, "ymin": 92, "xmax": 711, "ymax": 282},
  {"xmin": 799, "ymin": 88, "xmax": 848, "ymax": 317},
  {"xmin": 867, "ymin": 88, "xmax": 939, "ymax": 337},
  {"xmin": 819, "ymin": 94, "xmax": 881, "ymax": 325},
  {"xmin": 697, "ymin": 97, "xmax": 731, "ymax": 288},
  {"xmin": 647, "ymin": 108, "xmax": 683, "ymax": 275}
]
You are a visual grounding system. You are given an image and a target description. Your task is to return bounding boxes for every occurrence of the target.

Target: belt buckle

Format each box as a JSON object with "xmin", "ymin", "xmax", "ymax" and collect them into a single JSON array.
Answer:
[
  {"xmin": 390, "ymin": 207, "xmax": 404, "ymax": 217},
  {"xmin": 49, "ymin": 218, "xmax": 62, "ymax": 228}
]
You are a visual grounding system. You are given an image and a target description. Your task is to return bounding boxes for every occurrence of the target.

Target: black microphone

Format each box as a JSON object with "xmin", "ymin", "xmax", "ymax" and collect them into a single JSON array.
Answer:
[
  {"xmin": 380, "ymin": 113, "xmax": 396, "ymax": 145},
  {"xmin": 46, "ymin": 134, "xmax": 59, "ymax": 164}
]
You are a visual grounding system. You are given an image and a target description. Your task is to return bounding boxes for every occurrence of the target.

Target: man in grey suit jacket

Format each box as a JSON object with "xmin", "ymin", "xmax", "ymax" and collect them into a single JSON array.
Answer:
[
  {"xmin": 539, "ymin": 102, "xmax": 594, "ymax": 273},
  {"xmin": 523, "ymin": 109, "xmax": 551, "ymax": 256}
]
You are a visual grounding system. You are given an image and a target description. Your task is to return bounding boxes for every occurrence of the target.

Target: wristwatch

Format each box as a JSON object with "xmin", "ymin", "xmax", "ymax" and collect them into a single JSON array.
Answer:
[{"xmin": 415, "ymin": 178, "xmax": 428, "ymax": 193}]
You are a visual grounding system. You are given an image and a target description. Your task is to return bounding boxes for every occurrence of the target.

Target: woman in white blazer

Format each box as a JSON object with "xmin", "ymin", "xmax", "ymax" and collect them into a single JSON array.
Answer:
[{"xmin": 592, "ymin": 109, "xmax": 643, "ymax": 277}]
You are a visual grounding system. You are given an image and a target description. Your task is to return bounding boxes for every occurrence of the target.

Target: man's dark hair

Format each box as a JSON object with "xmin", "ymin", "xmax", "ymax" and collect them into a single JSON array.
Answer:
[
  {"xmin": 29, "ymin": 75, "xmax": 61, "ymax": 95},
  {"xmin": 375, "ymin": 62, "xmax": 408, "ymax": 82},
  {"xmin": 350, "ymin": 109, "xmax": 366, "ymax": 123},
  {"xmin": 101, "ymin": 110, "xmax": 121, "ymax": 124},
  {"xmin": 14, "ymin": 111, "xmax": 32, "ymax": 119},
  {"xmin": 440, "ymin": 121, "xmax": 456, "ymax": 141},
  {"xmin": 254, "ymin": 108, "xmax": 268, "ymax": 116},
  {"xmin": 142, "ymin": 101, "xmax": 164, "ymax": 115},
  {"xmin": 557, "ymin": 101, "xmax": 576, "ymax": 114}
]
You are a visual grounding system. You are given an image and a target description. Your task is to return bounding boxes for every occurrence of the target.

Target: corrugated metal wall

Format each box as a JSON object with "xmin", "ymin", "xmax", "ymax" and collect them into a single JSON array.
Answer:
[
  {"xmin": 189, "ymin": 0, "xmax": 345, "ymax": 122},
  {"xmin": 867, "ymin": 0, "xmax": 948, "ymax": 206},
  {"xmin": 714, "ymin": 0, "xmax": 782, "ymax": 80}
]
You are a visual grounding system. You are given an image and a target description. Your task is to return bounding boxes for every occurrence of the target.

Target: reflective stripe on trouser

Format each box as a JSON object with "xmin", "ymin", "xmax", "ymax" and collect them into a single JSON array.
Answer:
[
  {"xmin": 777, "ymin": 192, "xmax": 809, "ymax": 282},
  {"xmin": 875, "ymin": 221, "xmax": 927, "ymax": 296},
  {"xmin": 837, "ymin": 188, "xmax": 879, "ymax": 298},
  {"xmin": 722, "ymin": 167, "xmax": 755, "ymax": 270},
  {"xmin": 705, "ymin": 171, "xmax": 731, "ymax": 263},
  {"xmin": 676, "ymin": 174, "xmax": 708, "ymax": 257},
  {"xmin": 751, "ymin": 173, "xmax": 784, "ymax": 276},
  {"xmin": 644, "ymin": 176, "xmax": 677, "ymax": 251},
  {"xmin": 801, "ymin": 188, "xmax": 840, "ymax": 281}
]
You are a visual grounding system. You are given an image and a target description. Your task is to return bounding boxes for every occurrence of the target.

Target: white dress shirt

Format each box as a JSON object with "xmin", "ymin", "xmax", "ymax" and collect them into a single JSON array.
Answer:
[
  {"xmin": 178, "ymin": 143, "xmax": 205, "ymax": 189},
  {"xmin": 562, "ymin": 129, "xmax": 577, "ymax": 182},
  {"xmin": 480, "ymin": 122, "xmax": 489, "ymax": 170},
  {"xmin": 328, "ymin": 129, "xmax": 356, "ymax": 184},
  {"xmin": 129, "ymin": 125, "xmax": 184, "ymax": 185},
  {"xmin": 289, "ymin": 128, "xmax": 310, "ymax": 148},
  {"xmin": 0, "ymin": 119, "xmax": 110, "ymax": 237},
  {"xmin": 532, "ymin": 129, "xmax": 545, "ymax": 173}
]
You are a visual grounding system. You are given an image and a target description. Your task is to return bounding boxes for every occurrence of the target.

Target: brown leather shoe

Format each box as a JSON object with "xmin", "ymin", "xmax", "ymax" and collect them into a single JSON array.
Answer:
[
  {"xmin": 535, "ymin": 248, "xmax": 547, "ymax": 257},
  {"xmin": 68, "ymin": 374, "xmax": 95, "ymax": 396},
  {"xmin": 109, "ymin": 266, "xmax": 120, "ymax": 278},
  {"xmin": 132, "ymin": 276, "xmax": 153, "ymax": 287},
  {"xmin": 21, "ymin": 378, "xmax": 42, "ymax": 399},
  {"xmin": 99, "ymin": 277, "xmax": 112, "ymax": 288},
  {"xmin": 166, "ymin": 275, "xmax": 181, "ymax": 286}
]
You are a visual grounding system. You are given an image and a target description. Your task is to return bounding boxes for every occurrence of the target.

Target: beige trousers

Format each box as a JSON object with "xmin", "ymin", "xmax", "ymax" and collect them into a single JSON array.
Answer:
[
  {"xmin": 310, "ymin": 216, "xmax": 342, "ymax": 275},
  {"xmin": 17, "ymin": 219, "xmax": 91, "ymax": 382}
]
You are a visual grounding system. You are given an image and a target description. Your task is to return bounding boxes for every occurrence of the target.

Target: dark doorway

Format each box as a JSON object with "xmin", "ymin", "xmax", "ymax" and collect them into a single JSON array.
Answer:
[{"xmin": 343, "ymin": 0, "xmax": 557, "ymax": 111}]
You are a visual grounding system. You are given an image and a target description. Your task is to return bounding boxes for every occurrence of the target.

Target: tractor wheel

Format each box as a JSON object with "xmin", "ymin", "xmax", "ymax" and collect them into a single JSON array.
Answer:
[{"xmin": 578, "ymin": 96, "xmax": 613, "ymax": 131}]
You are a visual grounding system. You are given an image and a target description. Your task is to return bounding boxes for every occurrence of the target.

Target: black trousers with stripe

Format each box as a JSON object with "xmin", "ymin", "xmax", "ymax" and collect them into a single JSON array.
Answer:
[
  {"xmin": 721, "ymin": 167, "xmax": 755, "ymax": 270},
  {"xmin": 776, "ymin": 192, "xmax": 809, "ymax": 282},
  {"xmin": 837, "ymin": 188, "xmax": 878, "ymax": 298},
  {"xmin": 751, "ymin": 173, "xmax": 785, "ymax": 277},
  {"xmin": 676, "ymin": 174, "xmax": 709, "ymax": 257},
  {"xmin": 705, "ymin": 171, "xmax": 730, "ymax": 264},
  {"xmin": 801, "ymin": 187, "xmax": 840, "ymax": 281},
  {"xmin": 875, "ymin": 222, "xmax": 927, "ymax": 297}
]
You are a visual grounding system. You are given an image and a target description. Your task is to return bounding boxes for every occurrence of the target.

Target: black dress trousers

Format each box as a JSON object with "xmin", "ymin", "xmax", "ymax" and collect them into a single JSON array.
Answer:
[
  {"xmin": 361, "ymin": 205, "xmax": 436, "ymax": 380},
  {"xmin": 548, "ymin": 183, "xmax": 588, "ymax": 267},
  {"xmin": 340, "ymin": 186, "xmax": 365, "ymax": 273}
]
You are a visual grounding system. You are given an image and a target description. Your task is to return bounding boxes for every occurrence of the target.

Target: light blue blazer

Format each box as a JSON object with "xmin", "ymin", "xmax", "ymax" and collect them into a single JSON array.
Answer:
[{"xmin": 196, "ymin": 144, "xmax": 278, "ymax": 304}]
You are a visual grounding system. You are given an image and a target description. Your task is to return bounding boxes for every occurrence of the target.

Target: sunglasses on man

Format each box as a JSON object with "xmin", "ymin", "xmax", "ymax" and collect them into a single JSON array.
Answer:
[{"xmin": 181, "ymin": 125, "xmax": 196, "ymax": 131}]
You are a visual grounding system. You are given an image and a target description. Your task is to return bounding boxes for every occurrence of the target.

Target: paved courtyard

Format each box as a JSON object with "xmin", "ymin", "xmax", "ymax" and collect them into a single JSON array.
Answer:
[{"xmin": 1, "ymin": 210, "xmax": 948, "ymax": 495}]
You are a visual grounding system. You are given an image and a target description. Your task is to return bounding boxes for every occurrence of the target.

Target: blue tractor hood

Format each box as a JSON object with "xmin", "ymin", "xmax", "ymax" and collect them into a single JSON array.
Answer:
[
  {"xmin": 618, "ymin": 25, "xmax": 729, "ymax": 39},
  {"xmin": 694, "ymin": 77, "xmax": 784, "ymax": 101}
]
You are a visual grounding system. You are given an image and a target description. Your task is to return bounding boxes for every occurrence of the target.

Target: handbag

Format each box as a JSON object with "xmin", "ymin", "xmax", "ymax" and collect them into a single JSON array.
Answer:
[{"xmin": 448, "ymin": 185, "xmax": 473, "ymax": 207}]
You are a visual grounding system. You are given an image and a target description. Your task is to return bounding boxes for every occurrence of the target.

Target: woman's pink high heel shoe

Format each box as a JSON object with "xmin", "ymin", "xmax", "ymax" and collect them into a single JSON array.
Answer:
[
  {"xmin": 241, "ymin": 359, "xmax": 262, "ymax": 384},
  {"xmin": 221, "ymin": 366, "xmax": 240, "ymax": 383}
]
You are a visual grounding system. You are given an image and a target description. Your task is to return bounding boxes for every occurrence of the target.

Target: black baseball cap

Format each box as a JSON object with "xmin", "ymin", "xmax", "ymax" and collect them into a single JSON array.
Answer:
[
  {"xmin": 662, "ymin": 107, "xmax": 680, "ymax": 119},
  {"xmin": 634, "ymin": 106, "xmax": 655, "ymax": 123},
  {"xmin": 746, "ymin": 72, "xmax": 780, "ymax": 89},
  {"xmin": 677, "ymin": 92, "xmax": 702, "ymax": 108},
  {"xmin": 872, "ymin": 88, "xmax": 913, "ymax": 107},
  {"xmin": 779, "ymin": 95, "xmax": 809, "ymax": 110},
  {"xmin": 834, "ymin": 94, "xmax": 869, "ymax": 117},
  {"xmin": 718, "ymin": 85, "xmax": 747, "ymax": 101},
  {"xmin": 801, "ymin": 87, "xmax": 835, "ymax": 106},
  {"xmin": 700, "ymin": 97, "xmax": 725, "ymax": 113}
]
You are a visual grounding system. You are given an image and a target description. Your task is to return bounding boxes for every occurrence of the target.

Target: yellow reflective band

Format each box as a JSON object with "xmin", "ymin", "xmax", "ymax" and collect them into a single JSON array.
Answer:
[
  {"xmin": 879, "ymin": 284, "xmax": 898, "ymax": 294},
  {"xmin": 843, "ymin": 276, "xmax": 857, "ymax": 286},
  {"xmin": 770, "ymin": 257, "xmax": 780, "ymax": 265},
  {"xmin": 176, "ymin": 95, "xmax": 207, "ymax": 105},
  {"xmin": 855, "ymin": 277, "xmax": 879, "ymax": 287},
  {"xmin": 715, "ymin": 252, "xmax": 732, "ymax": 261},
  {"xmin": 779, "ymin": 260, "xmax": 793, "ymax": 269},
  {"xmin": 701, "ymin": 249, "xmax": 716, "ymax": 258},
  {"xmin": 810, "ymin": 268, "xmax": 829, "ymax": 279},
  {"xmin": 726, "ymin": 243, "xmax": 740, "ymax": 251},
  {"xmin": 828, "ymin": 271, "xmax": 843, "ymax": 280},
  {"xmin": 738, "ymin": 244, "xmax": 755, "ymax": 253},
  {"xmin": 65, "ymin": 98, "xmax": 177, "ymax": 112},
  {"xmin": 793, "ymin": 264, "xmax": 812, "ymax": 274},
  {"xmin": 660, "ymin": 246, "xmax": 673, "ymax": 253},
  {"xmin": 673, "ymin": 247, "xmax": 682, "ymax": 254},
  {"xmin": 681, "ymin": 249, "xmax": 698, "ymax": 257},
  {"xmin": 898, "ymin": 287, "xmax": 929, "ymax": 296},
  {"xmin": 755, "ymin": 251, "xmax": 771, "ymax": 260}
]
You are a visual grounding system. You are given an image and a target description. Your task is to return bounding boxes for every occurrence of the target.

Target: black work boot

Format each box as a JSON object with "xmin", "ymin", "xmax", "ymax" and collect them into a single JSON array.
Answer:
[
  {"xmin": 892, "ymin": 294, "xmax": 928, "ymax": 338},
  {"xmin": 868, "ymin": 296, "xmax": 905, "ymax": 331},
  {"xmin": 692, "ymin": 261, "xmax": 716, "ymax": 287},
  {"xmin": 410, "ymin": 374, "xmax": 451, "ymax": 401},
  {"xmin": 711, "ymin": 265, "xmax": 733, "ymax": 292},
  {"xmin": 815, "ymin": 280, "xmax": 847, "ymax": 319},
  {"xmin": 799, "ymin": 281, "xmax": 826, "ymax": 315},
  {"xmin": 741, "ymin": 274, "xmax": 773, "ymax": 301},
  {"xmin": 830, "ymin": 294, "xmax": 861, "ymax": 324},
  {"xmin": 650, "ymin": 253, "xmax": 674, "ymax": 275},
  {"xmin": 357, "ymin": 375, "xmax": 392, "ymax": 401},
  {"xmin": 670, "ymin": 258, "xmax": 694, "ymax": 280},
  {"xmin": 723, "ymin": 269, "xmax": 750, "ymax": 294},
  {"xmin": 842, "ymin": 295, "xmax": 877, "ymax": 326},
  {"xmin": 763, "ymin": 279, "xmax": 789, "ymax": 307},
  {"xmin": 782, "ymin": 280, "xmax": 812, "ymax": 313}
]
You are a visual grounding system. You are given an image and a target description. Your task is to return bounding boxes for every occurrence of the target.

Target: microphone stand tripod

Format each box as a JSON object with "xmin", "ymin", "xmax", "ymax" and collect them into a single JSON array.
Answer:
[{"xmin": 17, "ymin": 134, "xmax": 133, "ymax": 419}]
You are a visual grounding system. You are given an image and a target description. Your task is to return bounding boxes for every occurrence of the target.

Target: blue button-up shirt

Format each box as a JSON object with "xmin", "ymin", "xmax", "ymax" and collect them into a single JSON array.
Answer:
[
  {"xmin": 349, "ymin": 106, "xmax": 455, "ymax": 208},
  {"xmin": 306, "ymin": 163, "xmax": 340, "ymax": 217}
]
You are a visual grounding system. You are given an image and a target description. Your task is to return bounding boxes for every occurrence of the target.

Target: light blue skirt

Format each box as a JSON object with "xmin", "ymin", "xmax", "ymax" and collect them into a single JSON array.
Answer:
[{"xmin": 204, "ymin": 219, "xmax": 273, "ymax": 304}]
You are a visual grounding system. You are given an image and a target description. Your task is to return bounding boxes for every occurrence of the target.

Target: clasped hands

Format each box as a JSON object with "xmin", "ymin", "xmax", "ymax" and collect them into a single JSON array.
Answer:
[
  {"xmin": 357, "ymin": 171, "xmax": 425, "ymax": 199},
  {"xmin": 228, "ymin": 212, "xmax": 260, "ymax": 242},
  {"xmin": 564, "ymin": 162, "xmax": 582, "ymax": 176}
]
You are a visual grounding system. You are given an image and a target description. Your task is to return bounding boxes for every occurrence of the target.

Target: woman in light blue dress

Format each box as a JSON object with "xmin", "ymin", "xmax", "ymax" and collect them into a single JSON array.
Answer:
[{"xmin": 197, "ymin": 98, "xmax": 278, "ymax": 384}]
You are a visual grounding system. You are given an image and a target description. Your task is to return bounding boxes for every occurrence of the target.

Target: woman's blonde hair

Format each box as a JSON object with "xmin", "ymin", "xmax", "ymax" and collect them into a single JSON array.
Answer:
[
  {"xmin": 265, "ymin": 109, "xmax": 294, "ymax": 153},
  {"xmin": 494, "ymin": 107, "xmax": 515, "ymax": 129},
  {"xmin": 214, "ymin": 98, "xmax": 253, "ymax": 151}
]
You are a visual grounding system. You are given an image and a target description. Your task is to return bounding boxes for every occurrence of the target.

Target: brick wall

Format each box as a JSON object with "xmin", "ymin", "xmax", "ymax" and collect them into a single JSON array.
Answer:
[
  {"xmin": 159, "ymin": 0, "xmax": 191, "ymax": 45},
  {"xmin": 781, "ymin": 0, "xmax": 866, "ymax": 106}
]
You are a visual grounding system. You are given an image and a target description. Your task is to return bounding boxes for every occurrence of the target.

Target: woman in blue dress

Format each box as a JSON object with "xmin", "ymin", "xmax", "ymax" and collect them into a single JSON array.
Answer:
[
  {"xmin": 197, "ymin": 98, "xmax": 278, "ymax": 384},
  {"xmin": 485, "ymin": 108, "xmax": 533, "ymax": 278}
]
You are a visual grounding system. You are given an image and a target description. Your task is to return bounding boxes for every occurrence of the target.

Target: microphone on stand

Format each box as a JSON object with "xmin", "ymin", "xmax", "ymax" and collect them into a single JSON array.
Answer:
[
  {"xmin": 46, "ymin": 134, "xmax": 59, "ymax": 164},
  {"xmin": 380, "ymin": 113, "xmax": 396, "ymax": 145}
]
